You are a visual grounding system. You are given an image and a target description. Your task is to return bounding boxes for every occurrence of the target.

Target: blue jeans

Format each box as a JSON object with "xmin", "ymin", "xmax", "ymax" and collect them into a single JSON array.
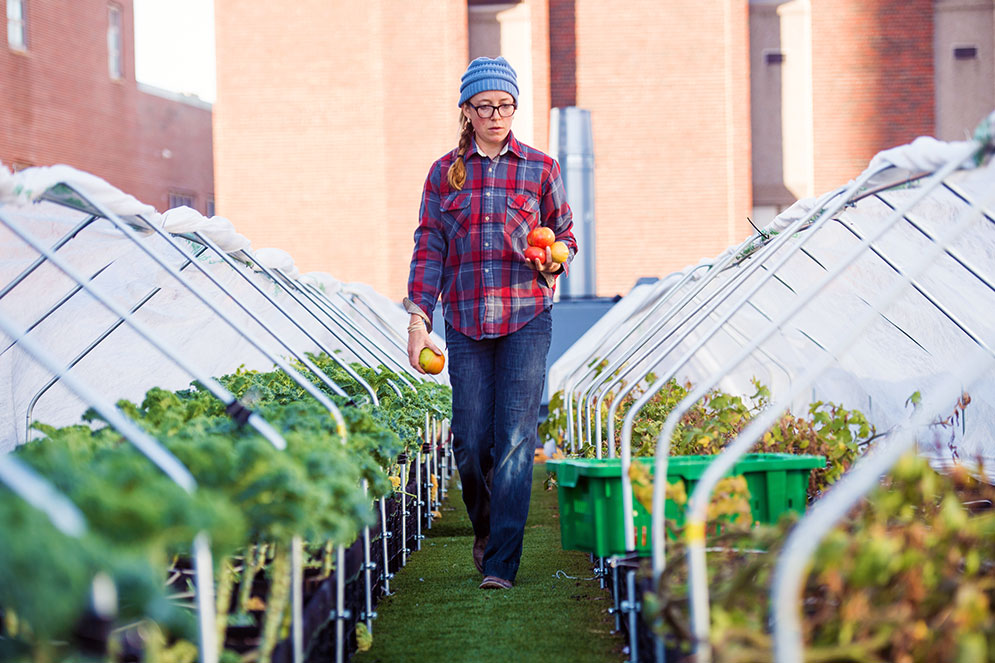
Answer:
[{"xmin": 445, "ymin": 309, "xmax": 552, "ymax": 581}]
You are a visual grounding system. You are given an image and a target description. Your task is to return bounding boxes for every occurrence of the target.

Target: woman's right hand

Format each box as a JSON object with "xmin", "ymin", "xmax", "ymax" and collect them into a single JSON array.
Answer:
[{"xmin": 408, "ymin": 327, "xmax": 443, "ymax": 374}]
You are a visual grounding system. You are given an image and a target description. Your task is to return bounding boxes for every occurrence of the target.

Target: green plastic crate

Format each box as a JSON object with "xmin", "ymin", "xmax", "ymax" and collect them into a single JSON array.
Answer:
[{"xmin": 545, "ymin": 453, "xmax": 825, "ymax": 557}]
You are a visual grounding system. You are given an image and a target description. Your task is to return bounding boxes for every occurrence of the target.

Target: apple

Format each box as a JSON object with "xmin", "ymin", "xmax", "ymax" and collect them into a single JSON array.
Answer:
[
  {"xmin": 550, "ymin": 240, "xmax": 569, "ymax": 264},
  {"xmin": 524, "ymin": 246, "xmax": 546, "ymax": 263},
  {"xmin": 527, "ymin": 226, "xmax": 555, "ymax": 249},
  {"xmin": 418, "ymin": 347, "xmax": 445, "ymax": 375}
]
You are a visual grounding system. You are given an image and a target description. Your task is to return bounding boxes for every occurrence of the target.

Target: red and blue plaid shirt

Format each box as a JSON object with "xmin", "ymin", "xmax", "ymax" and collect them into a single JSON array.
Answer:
[{"xmin": 406, "ymin": 133, "xmax": 577, "ymax": 340}]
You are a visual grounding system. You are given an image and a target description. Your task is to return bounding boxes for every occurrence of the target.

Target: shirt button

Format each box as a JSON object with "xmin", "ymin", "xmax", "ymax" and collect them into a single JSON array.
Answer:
[
  {"xmin": 484, "ymin": 242, "xmax": 489, "ymax": 247},
  {"xmin": 485, "ymin": 216, "xmax": 489, "ymax": 221},
  {"xmin": 484, "ymin": 268, "xmax": 490, "ymax": 273},
  {"xmin": 486, "ymin": 192, "xmax": 490, "ymax": 197}
]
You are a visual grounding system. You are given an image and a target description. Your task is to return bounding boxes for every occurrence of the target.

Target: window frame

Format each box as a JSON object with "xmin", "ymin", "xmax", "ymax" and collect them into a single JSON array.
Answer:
[
  {"xmin": 167, "ymin": 192, "xmax": 196, "ymax": 210},
  {"xmin": 7, "ymin": 0, "xmax": 26, "ymax": 51},
  {"xmin": 107, "ymin": 2, "xmax": 123, "ymax": 79}
]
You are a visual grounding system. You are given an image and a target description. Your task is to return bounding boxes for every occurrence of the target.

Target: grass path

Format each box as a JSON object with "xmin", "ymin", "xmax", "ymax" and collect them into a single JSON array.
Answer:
[{"xmin": 352, "ymin": 461, "xmax": 623, "ymax": 662}]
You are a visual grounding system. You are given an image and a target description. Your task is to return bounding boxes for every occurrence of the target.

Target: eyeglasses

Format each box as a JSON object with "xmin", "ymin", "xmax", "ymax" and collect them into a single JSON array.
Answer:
[{"xmin": 468, "ymin": 102, "xmax": 517, "ymax": 119}]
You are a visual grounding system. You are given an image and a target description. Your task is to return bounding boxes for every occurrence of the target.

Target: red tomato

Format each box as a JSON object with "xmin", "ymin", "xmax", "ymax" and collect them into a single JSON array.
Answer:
[
  {"xmin": 527, "ymin": 227, "xmax": 555, "ymax": 249},
  {"xmin": 524, "ymin": 246, "xmax": 546, "ymax": 263},
  {"xmin": 418, "ymin": 347, "xmax": 445, "ymax": 375}
]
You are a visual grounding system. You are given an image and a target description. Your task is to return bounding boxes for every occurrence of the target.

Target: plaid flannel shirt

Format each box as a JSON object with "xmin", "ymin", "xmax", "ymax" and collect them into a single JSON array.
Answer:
[{"xmin": 406, "ymin": 133, "xmax": 577, "ymax": 340}]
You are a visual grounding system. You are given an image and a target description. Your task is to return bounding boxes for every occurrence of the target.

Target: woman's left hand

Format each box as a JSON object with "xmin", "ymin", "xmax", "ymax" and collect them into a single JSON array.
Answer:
[{"xmin": 525, "ymin": 246, "xmax": 561, "ymax": 274}]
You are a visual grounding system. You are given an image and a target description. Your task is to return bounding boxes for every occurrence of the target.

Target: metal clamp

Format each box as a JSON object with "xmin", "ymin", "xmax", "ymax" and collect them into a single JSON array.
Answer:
[
  {"xmin": 329, "ymin": 609, "xmax": 353, "ymax": 621},
  {"xmin": 360, "ymin": 610, "xmax": 379, "ymax": 621},
  {"xmin": 363, "ymin": 561, "xmax": 377, "ymax": 571},
  {"xmin": 619, "ymin": 599, "xmax": 641, "ymax": 614}
]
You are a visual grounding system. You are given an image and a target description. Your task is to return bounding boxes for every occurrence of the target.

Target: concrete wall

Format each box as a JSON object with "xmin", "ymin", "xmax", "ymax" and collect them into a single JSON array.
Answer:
[
  {"xmin": 934, "ymin": 0, "xmax": 995, "ymax": 141},
  {"xmin": 0, "ymin": 0, "xmax": 213, "ymax": 213}
]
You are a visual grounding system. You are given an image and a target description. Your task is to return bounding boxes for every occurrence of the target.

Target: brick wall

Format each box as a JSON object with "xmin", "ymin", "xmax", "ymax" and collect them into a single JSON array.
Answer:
[
  {"xmin": 810, "ymin": 0, "xmax": 935, "ymax": 191},
  {"xmin": 214, "ymin": 0, "xmax": 467, "ymax": 300},
  {"xmin": 550, "ymin": 0, "xmax": 577, "ymax": 108},
  {"xmin": 0, "ymin": 0, "xmax": 213, "ymax": 213},
  {"xmin": 573, "ymin": 0, "xmax": 753, "ymax": 296}
]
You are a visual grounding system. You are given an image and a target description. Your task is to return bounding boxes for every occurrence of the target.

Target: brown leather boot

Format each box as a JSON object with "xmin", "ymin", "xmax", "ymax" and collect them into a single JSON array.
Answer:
[{"xmin": 472, "ymin": 535, "xmax": 488, "ymax": 574}]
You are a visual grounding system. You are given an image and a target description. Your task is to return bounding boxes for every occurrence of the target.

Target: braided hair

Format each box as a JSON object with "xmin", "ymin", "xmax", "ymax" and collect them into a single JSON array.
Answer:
[{"xmin": 447, "ymin": 110, "xmax": 476, "ymax": 191}]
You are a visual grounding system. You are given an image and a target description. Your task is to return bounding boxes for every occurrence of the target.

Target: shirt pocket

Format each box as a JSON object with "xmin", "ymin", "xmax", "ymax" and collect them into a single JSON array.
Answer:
[
  {"xmin": 440, "ymin": 191, "xmax": 472, "ymax": 241},
  {"xmin": 504, "ymin": 193, "xmax": 540, "ymax": 249}
]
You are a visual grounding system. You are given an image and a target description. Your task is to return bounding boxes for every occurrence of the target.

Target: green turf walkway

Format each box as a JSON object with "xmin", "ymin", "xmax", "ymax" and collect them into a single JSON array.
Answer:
[{"xmin": 353, "ymin": 462, "xmax": 623, "ymax": 662}]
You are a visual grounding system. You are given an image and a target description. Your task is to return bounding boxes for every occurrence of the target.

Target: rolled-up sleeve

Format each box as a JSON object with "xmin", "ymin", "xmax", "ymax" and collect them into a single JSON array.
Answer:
[{"xmin": 407, "ymin": 164, "xmax": 446, "ymax": 327}]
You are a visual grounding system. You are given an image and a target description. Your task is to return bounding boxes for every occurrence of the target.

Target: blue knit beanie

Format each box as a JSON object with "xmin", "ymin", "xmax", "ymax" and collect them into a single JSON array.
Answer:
[{"xmin": 458, "ymin": 56, "xmax": 519, "ymax": 106}]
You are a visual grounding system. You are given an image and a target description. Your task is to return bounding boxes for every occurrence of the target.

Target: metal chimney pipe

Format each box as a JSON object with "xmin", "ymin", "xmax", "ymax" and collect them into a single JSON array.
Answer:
[{"xmin": 549, "ymin": 107, "xmax": 596, "ymax": 298}]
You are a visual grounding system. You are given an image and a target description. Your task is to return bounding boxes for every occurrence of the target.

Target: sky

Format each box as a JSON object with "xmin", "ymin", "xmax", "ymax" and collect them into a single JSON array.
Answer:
[{"xmin": 133, "ymin": 0, "xmax": 216, "ymax": 103}]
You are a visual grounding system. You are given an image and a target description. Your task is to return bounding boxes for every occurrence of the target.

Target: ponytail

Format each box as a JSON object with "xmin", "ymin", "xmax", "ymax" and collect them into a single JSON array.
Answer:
[{"xmin": 447, "ymin": 111, "xmax": 475, "ymax": 191}]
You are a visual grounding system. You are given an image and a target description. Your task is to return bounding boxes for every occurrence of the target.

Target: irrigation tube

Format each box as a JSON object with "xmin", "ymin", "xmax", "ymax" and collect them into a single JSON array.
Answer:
[
  {"xmin": 0, "ymin": 208, "xmax": 287, "ymax": 450},
  {"xmin": 658, "ymin": 142, "xmax": 986, "ymax": 663},
  {"xmin": 771, "ymin": 357, "xmax": 993, "ymax": 662},
  {"xmin": 179, "ymin": 232, "xmax": 378, "ymax": 406},
  {"xmin": 561, "ymin": 273, "xmax": 685, "ymax": 452}
]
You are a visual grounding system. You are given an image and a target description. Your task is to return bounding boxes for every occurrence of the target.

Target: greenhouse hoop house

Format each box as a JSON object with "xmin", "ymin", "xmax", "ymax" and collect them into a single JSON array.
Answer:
[
  {"xmin": 543, "ymin": 110, "xmax": 995, "ymax": 662},
  {"xmin": 0, "ymin": 163, "xmax": 453, "ymax": 663}
]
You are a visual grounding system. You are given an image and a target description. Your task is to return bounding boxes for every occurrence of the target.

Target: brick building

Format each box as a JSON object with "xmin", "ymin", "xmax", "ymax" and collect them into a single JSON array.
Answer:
[
  {"xmin": 1, "ymin": 0, "xmax": 213, "ymax": 215},
  {"xmin": 214, "ymin": 0, "xmax": 995, "ymax": 300}
]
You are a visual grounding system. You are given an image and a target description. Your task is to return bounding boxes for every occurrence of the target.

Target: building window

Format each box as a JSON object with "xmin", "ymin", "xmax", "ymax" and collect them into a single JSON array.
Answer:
[
  {"xmin": 7, "ymin": 0, "xmax": 26, "ymax": 51},
  {"xmin": 168, "ymin": 192, "xmax": 195, "ymax": 210},
  {"xmin": 108, "ymin": 3, "xmax": 122, "ymax": 79},
  {"xmin": 206, "ymin": 197, "xmax": 215, "ymax": 217}
]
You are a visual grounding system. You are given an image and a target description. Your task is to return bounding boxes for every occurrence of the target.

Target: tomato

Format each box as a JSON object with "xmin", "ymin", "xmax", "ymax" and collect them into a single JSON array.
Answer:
[
  {"xmin": 524, "ymin": 246, "xmax": 546, "ymax": 263},
  {"xmin": 550, "ymin": 240, "xmax": 569, "ymax": 264},
  {"xmin": 526, "ymin": 226, "xmax": 555, "ymax": 249},
  {"xmin": 418, "ymin": 347, "xmax": 445, "ymax": 375}
]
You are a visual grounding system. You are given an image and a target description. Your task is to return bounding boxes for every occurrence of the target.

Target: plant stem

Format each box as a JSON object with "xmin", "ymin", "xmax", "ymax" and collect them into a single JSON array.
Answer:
[
  {"xmin": 258, "ymin": 541, "xmax": 291, "ymax": 663},
  {"xmin": 238, "ymin": 543, "xmax": 267, "ymax": 613},
  {"xmin": 215, "ymin": 556, "xmax": 237, "ymax": 657},
  {"xmin": 322, "ymin": 540, "xmax": 334, "ymax": 578}
]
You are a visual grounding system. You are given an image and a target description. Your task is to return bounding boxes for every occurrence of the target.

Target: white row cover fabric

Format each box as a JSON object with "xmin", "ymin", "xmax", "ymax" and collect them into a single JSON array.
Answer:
[
  {"xmin": 550, "ymin": 123, "xmax": 995, "ymax": 465},
  {"xmin": 155, "ymin": 206, "xmax": 252, "ymax": 253},
  {"xmin": 0, "ymin": 177, "xmax": 446, "ymax": 453},
  {"xmin": 0, "ymin": 162, "xmax": 155, "ymax": 218}
]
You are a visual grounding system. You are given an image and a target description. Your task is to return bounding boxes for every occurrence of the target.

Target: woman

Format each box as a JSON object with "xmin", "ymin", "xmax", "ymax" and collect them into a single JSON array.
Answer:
[{"xmin": 404, "ymin": 56, "xmax": 577, "ymax": 590}]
